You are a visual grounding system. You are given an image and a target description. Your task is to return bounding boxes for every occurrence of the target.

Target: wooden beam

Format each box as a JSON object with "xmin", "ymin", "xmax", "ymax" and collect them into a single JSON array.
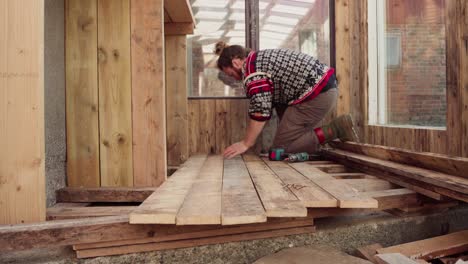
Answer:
[
  {"xmin": 356, "ymin": 243, "xmax": 383, "ymax": 263},
  {"xmin": 76, "ymin": 226, "xmax": 316, "ymax": 258},
  {"xmin": 222, "ymin": 156, "xmax": 266, "ymax": 225},
  {"xmin": 166, "ymin": 35, "xmax": 189, "ymax": 166},
  {"xmin": 129, "ymin": 155, "xmax": 207, "ymax": 224},
  {"xmin": 330, "ymin": 141, "xmax": 468, "ymax": 179},
  {"xmin": 46, "ymin": 206, "xmax": 137, "ymax": 220},
  {"xmin": 360, "ymin": 189, "xmax": 420, "ymax": 210},
  {"xmin": 98, "ymin": 0, "xmax": 133, "ymax": 186},
  {"xmin": 0, "ymin": 0, "xmax": 46, "ymax": 224},
  {"xmin": 163, "ymin": 0, "xmax": 194, "ymax": 23},
  {"xmin": 56, "ymin": 187, "xmax": 155, "ymax": 203},
  {"xmin": 335, "ymin": 0, "xmax": 351, "ymax": 116},
  {"xmin": 323, "ymin": 149, "xmax": 468, "ymax": 196},
  {"xmin": 375, "ymin": 253, "xmax": 421, "ymax": 264},
  {"xmin": 0, "ymin": 216, "xmax": 150, "ymax": 252},
  {"xmin": 73, "ymin": 217, "xmax": 313, "ymax": 250},
  {"xmin": 164, "ymin": 22, "xmax": 194, "ymax": 35},
  {"xmin": 377, "ymin": 230, "xmax": 468, "ymax": 261},
  {"xmin": 131, "ymin": 0, "xmax": 166, "ymax": 187},
  {"xmin": 65, "ymin": 0, "xmax": 100, "ymax": 187}
]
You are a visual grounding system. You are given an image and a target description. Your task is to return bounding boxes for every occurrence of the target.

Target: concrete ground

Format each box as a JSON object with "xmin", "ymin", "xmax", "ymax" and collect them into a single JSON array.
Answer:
[{"xmin": 1, "ymin": 205, "xmax": 468, "ymax": 264}]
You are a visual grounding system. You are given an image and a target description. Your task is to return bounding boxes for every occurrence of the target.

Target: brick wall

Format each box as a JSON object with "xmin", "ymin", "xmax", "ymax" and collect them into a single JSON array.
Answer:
[{"xmin": 386, "ymin": 23, "xmax": 446, "ymax": 126}]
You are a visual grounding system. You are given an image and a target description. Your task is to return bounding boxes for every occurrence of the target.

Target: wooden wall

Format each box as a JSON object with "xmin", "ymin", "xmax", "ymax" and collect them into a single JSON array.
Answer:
[
  {"xmin": 188, "ymin": 99, "xmax": 249, "ymax": 155},
  {"xmin": 335, "ymin": 0, "xmax": 468, "ymax": 157},
  {"xmin": 66, "ymin": 0, "xmax": 166, "ymax": 187},
  {"xmin": 0, "ymin": 0, "xmax": 46, "ymax": 224}
]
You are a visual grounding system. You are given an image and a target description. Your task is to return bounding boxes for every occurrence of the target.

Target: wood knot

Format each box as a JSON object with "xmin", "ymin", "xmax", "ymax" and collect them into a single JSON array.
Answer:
[
  {"xmin": 102, "ymin": 140, "xmax": 110, "ymax": 147},
  {"xmin": 16, "ymin": 185, "xmax": 21, "ymax": 191},
  {"xmin": 112, "ymin": 49, "xmax": 119, "ymax": 59},
  {"xmin": 117, "ymin": 134, "xmax": 125, "ymax": 144},
  {"xmin": 98, "ymin": 47, "xmax": 107, "ymax": 63},
  {"xmin": 91, "ymin": 105, "xmax": 97, "ymax": 112},
  {"xmin": 78, "ymin": 16, "xmax": 94, "ymax": 32}
]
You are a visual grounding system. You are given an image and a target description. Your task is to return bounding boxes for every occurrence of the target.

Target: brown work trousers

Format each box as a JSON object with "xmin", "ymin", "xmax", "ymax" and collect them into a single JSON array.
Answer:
[{"xmin": 272, "ymin": 88, "xmax": 338, "ymax": 153}]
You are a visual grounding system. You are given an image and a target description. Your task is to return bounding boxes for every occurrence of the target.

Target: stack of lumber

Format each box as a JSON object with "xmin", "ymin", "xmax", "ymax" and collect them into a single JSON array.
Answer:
[
  {"xmin": 356, "ymin": 230, "xmax": 468, "ymax": 264},
  {"xmin": 323, "ymin": 141, "xmax": 468, "ymax": 203},
  {"xmin": 60, "ymin": 153, "xmax": 444, "ymax": 258}
]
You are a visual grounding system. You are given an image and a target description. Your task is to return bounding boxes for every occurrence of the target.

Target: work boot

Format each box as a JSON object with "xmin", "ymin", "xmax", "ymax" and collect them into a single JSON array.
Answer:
[{"xmin": 313, "ymin": 114, "xmax": 359, "ymax": 144}]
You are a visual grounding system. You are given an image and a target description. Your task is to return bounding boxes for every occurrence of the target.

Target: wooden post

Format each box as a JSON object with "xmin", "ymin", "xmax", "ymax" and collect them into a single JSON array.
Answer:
[
  {"xmin": 0, "ymin": 0, "xmax": 46, "ymax": 224},
  {"xmin": 166, "ymin": 35, "xmax": 189, "ymax": 166},
  {"xmin": 131, "ymin": 0, "xmax": 167, "ymax": 186}
]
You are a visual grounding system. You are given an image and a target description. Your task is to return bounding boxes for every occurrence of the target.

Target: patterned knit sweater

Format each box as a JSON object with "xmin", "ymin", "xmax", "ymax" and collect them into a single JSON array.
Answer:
[{"xmin": 243, "ymin": 49, "xmax": 335, "ymax": 121}]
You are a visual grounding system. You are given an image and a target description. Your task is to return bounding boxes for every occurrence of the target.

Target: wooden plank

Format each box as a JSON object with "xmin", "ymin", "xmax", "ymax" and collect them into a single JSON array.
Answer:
[
  {"xmin": 229, "ymin": 99, "xmax": 249, "ymax": 144},
  {"xmin": 222, "ymin": 156, "xmax": 266, "ymax": 225},
  {"xmin": 56, "ymin": 187, "xmax": 155, "ymax": 202},
  {"xmin": 0, "ymin": 0, "xmax": 46, "ymax": 224},
  {"xmin": 329, "ymin": 156, "xmax": 447, "ymax": 201},
  {"xmin": 188, "ymin": 99, "xmax": 200, "ymax": 155},
  {"xmin": 65, "ymin": 0, "xmax": 100, "ymax": 187},
  {"xmin": 74, "ymin": 217, "xmax": 313, "ymax": 250},
  {"xmin": 356, "ymin": 243, "xmax": 383, "ymax": 264},
  {"xmin": 341, "ymin": 179, "xmax": 395, "ymax": 192},
  {"xmin": 131, "ymin": 0, "xmax": 166, "ymax": 186},
  {"xmin": 330, "ymin": 141, "xmax": 468, "ymax": 179},
  {"xmin": 446, "ymin": 0, "xmax": 463, "ymax": 157},
  {"xmin": 243, "ymin": 155, "xmax": 308, "ymax": 217},
  {"xmin": 215, "ymin": 100, "xmax": 229, "ymax": 154},
  {"xmin": 290, "ymin": 163, "xmax": 378, "ymax": 208},
  {"xmin": 461, "ymin": 0, "xmax": 468, "ymax": 158},
  {"xmin": 163, "ymin": 0, "xmax": 194, "ymax": 23},
  {"xmin": 330, "ymin": 173, "xmax": 374, "ymax": 179},
  {"xmin": 176, "ymin": 155, "xmax": 223, "ymax": 225},
  {"xmin": 129, "ymin": 155, "xmax": 207, "ymax": 224},
  {"xmin": 312, "ymin": 164, "xmax": 348, "ymax": 173},
  {"xmin": 440, "ymin": 255, "xmax": 468, "ymax": 264},
  {"xmin": 375, "ymin": 253, "xmax": 420, "ymax": 264},
  {"xmin": 377, "ymin": 230, "xmax": 468, "ymax": 261},
  {"xmin": 263, "ymin": 159, "xmax": 338, "ymax": 208},
  {"xmin": 166, "ymin": 35, "xmax": 189, "ymax": 166},
  {"xmin": 360, "ymin": 189, "xmax": 420, "ymax": 210},
  {"xmin": 46, "ymin": 206, "xmax": 137, "ymax": 220},
  {"xmin": 323, "ymin": 149, "xmax": 468, "ymax": 195},
  {"xmin": 164, "ymin": 22, "xmax": 194, "ymax": 35},
  {"xmin": 98, "ymin": 0, "xmax": 133, "ymax": 186},
  {"xmin": 0, "ymin": 216, "xmax": 151, "ymax": 252},
  {"xmin": 52, "ymin": 203, "xmax": 91, "ymax": 208},
  {"xmin": 76, "ymin": 226, "xmax": 316, "ymax": 258},
  {"xmin": 335, "ymin": 0, "xmax": 351, "ymax": 116},
  {"xmin": 198, "ymin": 100, "xmax": 216, "ymax": 153}
]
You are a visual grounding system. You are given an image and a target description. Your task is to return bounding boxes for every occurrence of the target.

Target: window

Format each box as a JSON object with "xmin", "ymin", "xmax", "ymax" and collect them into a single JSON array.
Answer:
[
  {"xmin": 368, "ymin": 0, "xmax": 447, "ymax": 127},
  {"xmin": 260, "ymin": 0, "xmax": 331, "ymax": 65},
  {"xmin": 187, "ymin": 0, "xmax": 333, "ymax": 97}
]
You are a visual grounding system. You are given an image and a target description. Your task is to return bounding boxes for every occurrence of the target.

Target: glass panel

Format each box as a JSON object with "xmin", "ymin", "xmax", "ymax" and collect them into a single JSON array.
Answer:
[
  {"xmin": 385, "ymin": 0, "xmax": 446, "ymax": 127},
  {"xmin": 187, "ymin": 0, "xmax": 245, "ymax": 97},
  {"xmin": 259, "ymin": 0, "xmax": 330, "ymax": 65}
]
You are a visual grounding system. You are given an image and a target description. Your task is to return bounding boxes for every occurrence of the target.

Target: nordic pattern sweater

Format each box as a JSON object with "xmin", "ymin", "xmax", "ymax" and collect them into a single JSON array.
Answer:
[{"xmin": 242, "ymin": 49, "xmax": 335, "ymax": 121}]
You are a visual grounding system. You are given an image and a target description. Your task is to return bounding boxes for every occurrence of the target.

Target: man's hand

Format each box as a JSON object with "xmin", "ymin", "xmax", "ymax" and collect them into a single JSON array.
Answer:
[{"xmin": 223, "ymin": 141, "xmax": 249, "ymax": 159}]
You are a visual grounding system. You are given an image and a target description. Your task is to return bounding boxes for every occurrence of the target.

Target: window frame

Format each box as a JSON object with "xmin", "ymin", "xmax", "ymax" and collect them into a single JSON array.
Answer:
[{"xmin": 188, "ymin": 0, "xmax": 336, "ymax": 99}]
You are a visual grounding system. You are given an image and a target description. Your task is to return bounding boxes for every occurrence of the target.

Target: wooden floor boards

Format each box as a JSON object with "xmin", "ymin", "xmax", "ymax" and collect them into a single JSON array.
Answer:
[{"xmin": 129, "ymin": 153, "xmax": 411, "ymax": 226}]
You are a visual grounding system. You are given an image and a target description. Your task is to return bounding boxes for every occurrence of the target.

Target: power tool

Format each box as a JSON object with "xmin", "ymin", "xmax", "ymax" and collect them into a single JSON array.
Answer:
[{"xmin": 268, "ymin": 148, "xmax": 318, "ymax": 162}]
